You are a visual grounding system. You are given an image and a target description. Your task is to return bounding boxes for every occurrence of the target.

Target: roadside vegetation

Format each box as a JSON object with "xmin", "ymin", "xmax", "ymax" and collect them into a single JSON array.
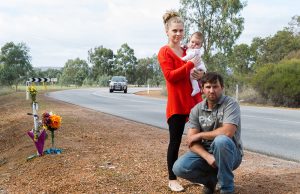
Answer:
[
  {"xmin": 0, "ymin": 85, "xmax": 79, "ymax": 97},
  {"xmin": 0, "ymin": 1, "xmax": 299, "ymax": 107},
  {"xmin": 0, "ymin": 86, "xmax": 14, "ymax": 96}
]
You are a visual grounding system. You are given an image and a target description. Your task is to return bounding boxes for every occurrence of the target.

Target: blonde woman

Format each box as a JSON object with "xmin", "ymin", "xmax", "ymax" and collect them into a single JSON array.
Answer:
[{"xmin": 158, "ymin": 10, "xmax": 204, "ymax": 192}]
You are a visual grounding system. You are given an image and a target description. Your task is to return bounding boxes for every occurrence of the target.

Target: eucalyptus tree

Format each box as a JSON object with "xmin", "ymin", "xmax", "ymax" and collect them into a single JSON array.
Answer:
[
  {"xmin": 287, "ymin": 15, "xmax": 300, "ymax": 35},
  {"xmin": 136, "ymin": 58, "xmax": 152, "ymax": 86},
  {"xmin": 135, "ymin": 54, "xmax": 164, "ymax": 86},
  {"xmin": 88, "ymin": 46, "xmax": 114, "ymax": 79},
  {"xmin": 0, "ymin": 42, "xmax": 32, "ymax": 91},
  {"xmin": 251, "ymin": 30, "xmax": 300, "ymax": 69},
  {"xmin": 114, "ymin": 43, "xmax": 137, "ymax": 84},
  {"xmin": 60, "ymin": 58, "xmax": 89, "ymax": 86},
  {"xmin": 263, "ymin": 30, "xmax": 300, "ymax": 64},
  {"xmin": 148, "ymin": 54, "xmax": 164, "ymax": 87},
  {"xmin": 179, "ymin": 0, "xmax": 246, "ymax": 63},
  {"xmin": 229, "ymin": 43, "xmax": 253, "ymax": 75}
]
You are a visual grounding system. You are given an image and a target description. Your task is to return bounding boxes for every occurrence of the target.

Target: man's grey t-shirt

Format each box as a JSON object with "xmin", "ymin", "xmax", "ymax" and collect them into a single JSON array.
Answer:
[{"xmin": 186, "ymin": 94, "xmax": 243, "ymax": 156}]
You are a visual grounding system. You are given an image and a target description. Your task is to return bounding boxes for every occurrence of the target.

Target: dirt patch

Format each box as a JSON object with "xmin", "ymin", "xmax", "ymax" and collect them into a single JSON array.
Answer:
[
  {"xmin": 135, "ymin": 89, "xmax": 166, "ymax": 99},
  {"xmin": 0, "ymin": 92, "xmax": 299, "ymax": 193}
]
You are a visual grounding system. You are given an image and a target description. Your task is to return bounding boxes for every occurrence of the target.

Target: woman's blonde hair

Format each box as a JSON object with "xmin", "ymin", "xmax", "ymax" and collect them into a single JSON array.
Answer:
[{"xmin": 162, "ymin": 10, "xmax": 184, "ymax": 30}]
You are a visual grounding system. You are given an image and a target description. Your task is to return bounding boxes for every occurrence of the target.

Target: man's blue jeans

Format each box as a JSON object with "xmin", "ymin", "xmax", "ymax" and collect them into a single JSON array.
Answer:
[{"xmin": 173, "ymin": 135, "xmax": 242, "ymax": 193}]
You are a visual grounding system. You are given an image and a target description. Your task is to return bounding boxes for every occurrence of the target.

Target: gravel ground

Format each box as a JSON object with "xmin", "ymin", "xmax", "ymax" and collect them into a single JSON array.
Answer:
[{"xmin": 0, "ymin": 92, "xmax": 299, "ymax": 194}]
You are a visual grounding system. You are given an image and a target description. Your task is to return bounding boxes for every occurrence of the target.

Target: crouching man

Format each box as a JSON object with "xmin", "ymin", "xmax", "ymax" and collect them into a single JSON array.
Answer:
[{"xmin": 173, "ymin": 72, "xmax": 243, "ymax": 194}]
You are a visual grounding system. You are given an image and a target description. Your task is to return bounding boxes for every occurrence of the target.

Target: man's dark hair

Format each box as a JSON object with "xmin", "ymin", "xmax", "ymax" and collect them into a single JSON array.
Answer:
[{"xmin": 201, "ymin": 72, "xmax": 224, "ymax": 87}]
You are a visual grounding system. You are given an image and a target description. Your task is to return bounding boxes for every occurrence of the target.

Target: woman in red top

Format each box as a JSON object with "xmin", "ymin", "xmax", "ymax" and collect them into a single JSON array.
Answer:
[{"xmin": 158, "ymin": 10, "xmax": 204, "ymax": 192}]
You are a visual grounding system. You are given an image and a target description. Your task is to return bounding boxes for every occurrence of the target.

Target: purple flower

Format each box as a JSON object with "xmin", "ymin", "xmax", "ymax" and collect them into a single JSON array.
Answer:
[{"xmin": 42, "ymin": 112, "xmax": 51, "ymax": 128}]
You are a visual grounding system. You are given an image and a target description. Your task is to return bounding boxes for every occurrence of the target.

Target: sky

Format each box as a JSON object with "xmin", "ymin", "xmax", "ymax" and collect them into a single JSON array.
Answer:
[{"xmin": 0, "ymin": 0, "xmax": 299, "ymax": 68}]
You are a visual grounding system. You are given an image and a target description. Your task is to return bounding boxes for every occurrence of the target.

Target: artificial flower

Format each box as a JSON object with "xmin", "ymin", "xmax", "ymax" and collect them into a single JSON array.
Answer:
[
  {"xmin": 49, "ymin": 114, "xmax": 62, "ymax": 129},
  {"xmin": 42, "ymin": 112, "xmax": 62, "ymax": 131},
  {"xmin": 28, "ymin": 85, "xmax": 38, "ymax": 102}
]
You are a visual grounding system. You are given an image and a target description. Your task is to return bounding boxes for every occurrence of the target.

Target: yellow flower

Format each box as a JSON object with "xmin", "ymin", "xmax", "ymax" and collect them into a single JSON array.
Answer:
[
  {"xmin": 28, "ymin": 86, "xmax": 37, "ymax": 102},
  {"xmin": 29, "ymin": 86, "xmax": 37, "ymax": 94}
]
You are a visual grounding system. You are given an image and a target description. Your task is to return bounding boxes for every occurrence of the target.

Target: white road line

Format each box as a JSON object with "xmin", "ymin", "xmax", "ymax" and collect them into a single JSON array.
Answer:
[
  {"xmin": 242, "ymin": 114, "xmax": 300, "ymax": 124},
  {"xmin": 91, "ymin": 92, "xmax": 165, "ymax": 105}
]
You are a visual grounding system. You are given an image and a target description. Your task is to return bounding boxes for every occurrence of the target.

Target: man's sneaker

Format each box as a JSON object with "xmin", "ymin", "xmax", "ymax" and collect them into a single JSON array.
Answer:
[{"xmin": 215, "ymin": 182, "xmax": 221, "ymax": 191}]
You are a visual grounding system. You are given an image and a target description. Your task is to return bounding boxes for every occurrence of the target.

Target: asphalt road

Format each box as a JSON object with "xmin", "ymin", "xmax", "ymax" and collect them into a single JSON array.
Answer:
[{"xmin": 47, "ymin": 87, "xmax": 300, "ymax": 162}]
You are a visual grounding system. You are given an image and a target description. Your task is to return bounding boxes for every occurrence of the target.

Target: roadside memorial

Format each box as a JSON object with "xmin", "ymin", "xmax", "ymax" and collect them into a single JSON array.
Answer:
[
  {"xmin": 27, "ymin": 85, "xmax": 46, "ymax": 159},
  {"xmin": 26, "ymin": 78, "xmax": 62, "ymax": 160}
]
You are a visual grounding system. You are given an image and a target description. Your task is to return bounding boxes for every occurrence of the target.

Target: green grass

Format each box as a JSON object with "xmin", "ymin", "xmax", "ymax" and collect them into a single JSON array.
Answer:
[
  {"xmin": 0, "ymin": 84, "xmax": 81, "ymax": 96},
  {"xmin": 18, "ymin": 84, "xmax": 79, "ymax": 91}
]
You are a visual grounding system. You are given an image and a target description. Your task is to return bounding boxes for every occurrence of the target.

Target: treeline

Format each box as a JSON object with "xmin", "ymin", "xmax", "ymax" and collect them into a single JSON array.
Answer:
[
  {"xmin": 0, "ymin": 13, "xmax": 299, "ymax": 107},
  {"xmin": 0, "ymin": 42, "xmax": 163, "ymax": 89}
]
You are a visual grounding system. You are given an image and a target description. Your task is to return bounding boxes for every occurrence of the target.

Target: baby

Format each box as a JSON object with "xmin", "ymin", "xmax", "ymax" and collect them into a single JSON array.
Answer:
[{"xmin": 182, "ymin": 32, "xmax": 207, "ymax": 96}]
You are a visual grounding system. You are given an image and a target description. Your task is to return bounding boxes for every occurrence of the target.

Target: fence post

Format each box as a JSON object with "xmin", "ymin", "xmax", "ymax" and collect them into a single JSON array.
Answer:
[
  {"xmin": 235, "ymin": 84, "xmax": 239, "ymax": 102},
  {"xmin": 26, "ymin": 81, "xmax": 30, "ymax": 100}
]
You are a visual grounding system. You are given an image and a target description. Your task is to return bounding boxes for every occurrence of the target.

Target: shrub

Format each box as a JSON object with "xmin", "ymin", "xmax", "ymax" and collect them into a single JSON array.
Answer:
[
  {"xmin": 82, "ymin": 77, "xmax": 95, "ymax": 86},
  {"xmin": 252, "ymin": 59, "xmax": 300, "ymax": 107},
  {"xmin": 0, "ymin": 86, "xmax": 14, "ymax": 96},
  {"xmin": 98, "ymin": 75, "xmax": 111, "ymax": 87}
]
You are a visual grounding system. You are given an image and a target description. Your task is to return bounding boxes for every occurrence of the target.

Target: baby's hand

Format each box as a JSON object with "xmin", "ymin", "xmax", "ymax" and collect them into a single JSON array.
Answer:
[
  {"xmin": 190, "ymin": 55, "xmax": 201, "ymax": 66},
  {"xmin": 195, "ymin": 49, "xmax": 201, "ymax": 56}
]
